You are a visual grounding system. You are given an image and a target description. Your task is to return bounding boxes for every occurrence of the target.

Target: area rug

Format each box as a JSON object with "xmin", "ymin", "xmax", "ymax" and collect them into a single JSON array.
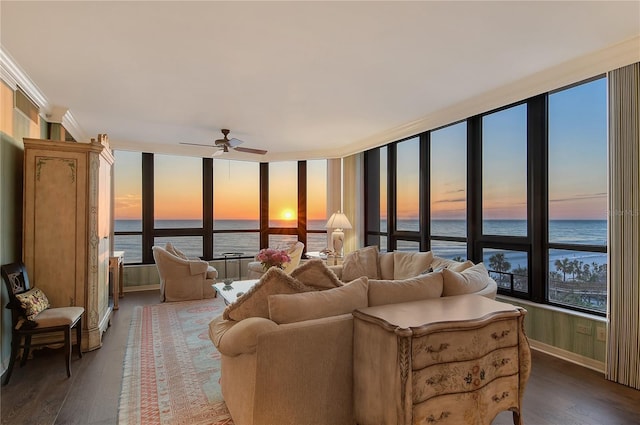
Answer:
[{"xmin": 118, "ymin": 298, "xmax": 235, "ymax": 425}]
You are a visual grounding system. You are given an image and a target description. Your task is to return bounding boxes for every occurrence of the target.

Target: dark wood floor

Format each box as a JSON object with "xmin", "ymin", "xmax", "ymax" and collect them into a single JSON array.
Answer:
[{"xmin": 1, "ymin": 290, "xmax": 639, "ymax": 425}]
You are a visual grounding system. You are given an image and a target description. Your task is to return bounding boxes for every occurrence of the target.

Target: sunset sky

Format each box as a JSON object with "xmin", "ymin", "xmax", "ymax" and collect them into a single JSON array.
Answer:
[{"xmin": 114, "ymin": 79, "xmax": 606, "ymax": 222}]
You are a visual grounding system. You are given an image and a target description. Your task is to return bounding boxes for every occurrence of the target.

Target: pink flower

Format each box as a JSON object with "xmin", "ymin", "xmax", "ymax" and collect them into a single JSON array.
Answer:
[{"xmin": 257, "ymin": 248, "xmax": 291, "ymax": 270}]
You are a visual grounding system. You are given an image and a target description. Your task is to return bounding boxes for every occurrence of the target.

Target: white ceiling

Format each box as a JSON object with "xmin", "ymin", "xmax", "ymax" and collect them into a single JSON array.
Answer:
[{"xmin": 1, "ymin": 1, "xmax": 639, "ymax": 161}]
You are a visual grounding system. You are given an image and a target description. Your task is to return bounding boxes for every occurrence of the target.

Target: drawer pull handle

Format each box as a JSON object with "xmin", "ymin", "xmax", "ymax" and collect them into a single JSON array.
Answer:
[
  {"xmin": 426, "ymin": 411, "xmax": 451, "ymax": 423},
  {"xmin": 493, "ymin": 358, "xmax": 511, "ymax": 368},
  {"xmin": 492, "ymin": 330, "xmax": 511, "ymax": 340},
  {"xmin": 492, "ymin": 391, "xmax": 510, "ymax": 402},
  {"xmin": 426, "ymin": 343, "xmax": 450, "ymax": 353}
]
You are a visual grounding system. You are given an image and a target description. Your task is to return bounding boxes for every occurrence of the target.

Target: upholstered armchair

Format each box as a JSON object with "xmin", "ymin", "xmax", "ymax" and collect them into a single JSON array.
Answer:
[
  {"xmin": 246, "ymin": 241, "xmax": 305, "ymax": 279},
  {"xmin": 152, "ymin": 245, "xmax": 218, "ymax": 302}
]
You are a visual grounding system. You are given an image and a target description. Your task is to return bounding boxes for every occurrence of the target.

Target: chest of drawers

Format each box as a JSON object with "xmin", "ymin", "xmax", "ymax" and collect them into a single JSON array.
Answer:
[{"xmin": 353, "ymin": 295, "xmax": 530, "ymax": 425}]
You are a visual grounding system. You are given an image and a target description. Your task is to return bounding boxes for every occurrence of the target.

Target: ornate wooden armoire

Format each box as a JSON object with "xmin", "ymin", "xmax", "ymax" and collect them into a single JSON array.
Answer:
[{"xmin": 22, "ymin": 135, "xmax": 113, "ymax": 351}]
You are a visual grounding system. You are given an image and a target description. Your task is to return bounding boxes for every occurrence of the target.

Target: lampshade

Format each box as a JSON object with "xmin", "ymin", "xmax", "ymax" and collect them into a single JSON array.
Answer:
[{"xmin": 325, "ymin": 211, "xmax": 352, "ymax": 230}]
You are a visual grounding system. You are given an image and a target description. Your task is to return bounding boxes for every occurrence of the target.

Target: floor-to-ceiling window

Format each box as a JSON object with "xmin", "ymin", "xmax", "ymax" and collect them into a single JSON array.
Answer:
[
  {"xmin": 480, "ymin": 103, "xmax": 530, "ymax": 295},
  {"xmin": 153, "ymin": 154, "xmax": 204, "ymax": 258},
  {"xmin": 213, "ymin": 159, "xmax": 260, "ymax": 257},
  {"xmin": 364, "ymin": 75, "xmax": 608, "ymax": 316},
  {"xmin": 547, "ymin": 78, "xmax": 608, "ymax": 313},
  {"xmin": 395, "ymin": 137, "xmax": 421, "ymax": 251},
  {"xmin": 430, "ymin": 122, "xmax": 467, "ymax": 260},
  {"xmin": 113, "ymin": 151, "xmax": 143, "ymax": 263},
  {"xmin": 113, "ymin": 156, "xmax": 327, "ymax": 264},
  {"xmin": 307, "ymin": 159, "xmax": 328, "ymax": 252},
  {"xmin": 268, "ymin": 161, "xmax": 299, "ymax": 248}
]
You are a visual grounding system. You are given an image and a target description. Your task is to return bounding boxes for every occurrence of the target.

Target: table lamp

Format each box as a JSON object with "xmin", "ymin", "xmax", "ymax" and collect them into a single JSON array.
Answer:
[{"xmin": 325, "ymin": 211, "xmax": 352, "ymax": 257}]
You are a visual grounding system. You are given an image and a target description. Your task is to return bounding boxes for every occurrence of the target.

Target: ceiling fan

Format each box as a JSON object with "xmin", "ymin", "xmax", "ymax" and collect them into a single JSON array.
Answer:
[{"xmin": 180, "ymin": 129, "xmax": 267, "ymax": 156}]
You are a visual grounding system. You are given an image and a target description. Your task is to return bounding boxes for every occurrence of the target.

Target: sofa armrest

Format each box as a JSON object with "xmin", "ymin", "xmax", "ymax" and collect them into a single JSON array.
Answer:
[
  {"xmin": 476, "ymin": 277, "xmax": 498, "ymax": 299},
  {"xmin": 209, "ymin": 315, "xmax": 278, "ymax": 356},
  {"xmin": 188, "ymin": 259, "xmax": 210, "ymax": 275},
  {"xmin": 252, "ymin": 313, "xmax": 355, "ymax": 425}
]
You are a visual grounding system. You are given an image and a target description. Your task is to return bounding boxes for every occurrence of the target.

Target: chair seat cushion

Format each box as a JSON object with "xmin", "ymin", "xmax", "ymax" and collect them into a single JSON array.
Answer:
[{"xmin": 32, "ymin": 306, "xmax": 84, "ymax": 328}]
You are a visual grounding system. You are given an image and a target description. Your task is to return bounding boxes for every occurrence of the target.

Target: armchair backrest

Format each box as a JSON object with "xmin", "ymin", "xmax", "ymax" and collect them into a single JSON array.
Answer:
[{"xmin": 283, "ymin": 241, "xmax": 305, "ymax": 274}]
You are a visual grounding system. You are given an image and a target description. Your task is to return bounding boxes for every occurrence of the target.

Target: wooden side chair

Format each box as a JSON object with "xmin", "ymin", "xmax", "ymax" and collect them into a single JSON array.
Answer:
[{"xmin": 1, "ymin": 262, "xmax": 84, "ymax": 385}]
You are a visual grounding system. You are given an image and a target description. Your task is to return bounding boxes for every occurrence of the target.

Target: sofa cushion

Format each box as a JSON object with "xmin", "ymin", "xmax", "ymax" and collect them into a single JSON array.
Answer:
[
  {"xmin": 430, "ymin": 256, "xmax": 474, "ymax": 272},
  {"xmin": 441, "ymin": 262, "xmax": 491, "ymax": 296},
  {"xmin": 393, "ymin": 251, "xmax": 434, "ymax": 279},
  {"xmin": 291, "ymin": 259, "xmax": 343, "ymax": 289},
  {"xmin": 449, "ymin": 259, "xmax": 474, "ymax": 272},
  {"xmin": 368, "ymin": 272, "xmax": 443, "ymax": 307},
  {"xmin": 342, "ymin": 246, "xmax": 380, "ymax": 282},
  {"xmin": 378, "ymin": 252, "xmax": 395, "ymax": 280},
  {"xmin": 268, "ymin": 277, "xmax": 368, "ymax": 324},
  {"xmin": 223, "ymin": 267, "xmax": 316, "ymax": 321}
]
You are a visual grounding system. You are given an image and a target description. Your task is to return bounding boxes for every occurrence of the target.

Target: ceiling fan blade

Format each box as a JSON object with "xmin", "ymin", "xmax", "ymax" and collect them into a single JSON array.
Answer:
[
  {"xmin": 234, "ymin": 146, "xmax": 268, "ymax": 155},
  {"xmin": 227, "ymin": 137, "xmax": 244, "ymax": 148},
  {"xmin": 180, "ymin": 142, "xmax": 214, "ymax": 147}
]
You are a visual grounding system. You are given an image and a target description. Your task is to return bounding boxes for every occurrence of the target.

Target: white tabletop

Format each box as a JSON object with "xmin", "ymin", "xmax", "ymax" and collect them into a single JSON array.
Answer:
[{"xmin": 213, "ymin": 279, "xmax": 259, "ymax": 305}]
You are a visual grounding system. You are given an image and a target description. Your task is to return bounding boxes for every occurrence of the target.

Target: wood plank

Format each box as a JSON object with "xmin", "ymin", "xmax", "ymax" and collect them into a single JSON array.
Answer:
[{"xmin": 2, "ymin": 290, "xmax": 639, "ymax": 425}]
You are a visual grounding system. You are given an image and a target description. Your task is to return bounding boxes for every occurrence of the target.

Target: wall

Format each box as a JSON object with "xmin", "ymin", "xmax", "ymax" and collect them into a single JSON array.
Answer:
[
  {"xmin": 497, "ymin": 296, "xmax": 606, "ymax": 372},
  {"xmin": 0, "ymin": 79, "xmax": 44, "ymax": 374}
]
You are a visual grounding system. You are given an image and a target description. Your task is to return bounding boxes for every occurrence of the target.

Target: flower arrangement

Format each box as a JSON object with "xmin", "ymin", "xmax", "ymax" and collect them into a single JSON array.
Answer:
[{"xmin": 256, "ymin": 248, "xmax": 291, "ymax": 271}]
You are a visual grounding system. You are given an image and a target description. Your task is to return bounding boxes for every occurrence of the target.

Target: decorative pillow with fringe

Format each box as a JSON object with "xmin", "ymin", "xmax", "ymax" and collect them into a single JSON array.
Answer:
[
  {"xmin": 290, "ymin": 259, "xmax": 343, "ymax": 290},
  {"xmin": 223, "ymin": 267, "xmax": 317, "ymax": 321}
]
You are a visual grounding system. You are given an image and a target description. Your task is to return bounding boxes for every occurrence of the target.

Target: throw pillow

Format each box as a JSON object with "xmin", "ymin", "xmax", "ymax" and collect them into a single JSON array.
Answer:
[
  {"xmin": 342, "ymin": 245, "xmax": 380, "ymax": 282},
  {"xmin": 165, "ymin": 242, "xmax": 188, "ymax": 260},
  {"xmin": 290, "ymin": 259, "xmax": 343, "ymax": 289},
  {"xmin": 268, "ymin": 277, "xmax": 369, "ymax": 324},
  {"xmin": 223, "ymin": 267, "xmax": 317, "ymax": 321},
  {"xmin": 15, "ymin": 287, "xmax": 50, "ymax": 321},
  {"xmin": 393, "ymin": 251, "xmax": 434, "ymax": 280},
  {"xmin": 368, "ymin": 272, "xmax": 443, "ymax": 307},
  {"xmin": 441, "ymin": 262, "xmax": 491, "ymax": 296},
  {"xmin": 449, "ymin": 259, "xmax": 474, "ymax": 272}
]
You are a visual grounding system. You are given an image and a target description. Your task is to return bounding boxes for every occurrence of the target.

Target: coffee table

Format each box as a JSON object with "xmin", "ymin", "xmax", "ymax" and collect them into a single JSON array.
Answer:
[{"xmin": 213, "ymin": 279, "xmax": 259, "ymax": 305}]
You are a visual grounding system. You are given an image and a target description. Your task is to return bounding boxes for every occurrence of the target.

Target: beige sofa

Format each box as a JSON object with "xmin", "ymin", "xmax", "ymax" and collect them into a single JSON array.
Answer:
[{"xmin": 209, "ymin": 249, "xmax": 498, "ymax": 425}]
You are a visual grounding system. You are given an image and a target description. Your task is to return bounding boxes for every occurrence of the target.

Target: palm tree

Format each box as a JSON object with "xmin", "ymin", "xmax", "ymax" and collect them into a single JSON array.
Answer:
[
  {"xmin": 570, "ymin": 259, "xmax": 581, "ymax": 280},
  {"xmin": 489, "ymin": 253, "xmax": 511, "ymax": 282},
  {"xmin": 554, "ymin": 258, "xmax": 570, "ymax": 281}
]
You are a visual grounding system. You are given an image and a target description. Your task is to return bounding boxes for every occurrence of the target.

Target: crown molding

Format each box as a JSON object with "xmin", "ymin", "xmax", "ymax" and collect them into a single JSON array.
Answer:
[
  {"xmin": 0, "ymin": 46, "xmax": 48, "ymax": 108},
  {"xmin": 1, "ymin": 45, "xmax": 88, "ymax": 141},
  {"xmin": 62, "ymin": 110, "xmax": 88, "ymax": 142}
]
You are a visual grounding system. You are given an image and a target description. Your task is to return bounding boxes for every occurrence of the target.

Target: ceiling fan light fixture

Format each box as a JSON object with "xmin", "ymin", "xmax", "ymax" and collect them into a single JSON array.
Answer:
[{"xmin": 180, "ymin": 128, "xmax": 267, "ymax": 156}]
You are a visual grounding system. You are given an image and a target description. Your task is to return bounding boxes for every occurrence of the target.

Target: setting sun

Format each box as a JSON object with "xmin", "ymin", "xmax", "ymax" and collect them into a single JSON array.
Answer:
[{"xmin": 282, "ymin": 209, "xmax": 295, "ymax": 220}]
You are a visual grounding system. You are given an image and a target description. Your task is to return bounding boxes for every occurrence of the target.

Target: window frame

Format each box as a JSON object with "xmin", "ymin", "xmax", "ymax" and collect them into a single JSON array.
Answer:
[{"xmin": 364, "ymin": 76, "xmax": 607, "ymax": 317}]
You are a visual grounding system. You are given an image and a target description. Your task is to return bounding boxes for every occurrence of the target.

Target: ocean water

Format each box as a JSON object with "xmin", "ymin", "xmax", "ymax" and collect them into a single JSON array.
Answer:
[
  {"xmin": 114, "ymin": 219, "xmax": 607, "ymax": 268},
  {"xmin": 115, "ymin": 219, "xmax": 329, "ymax": 263}
]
